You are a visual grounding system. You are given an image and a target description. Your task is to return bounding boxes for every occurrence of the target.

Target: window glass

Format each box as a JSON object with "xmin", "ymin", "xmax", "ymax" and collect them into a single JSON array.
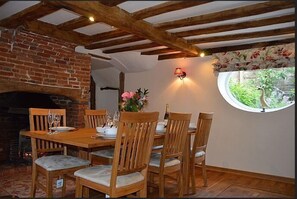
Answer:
[{"xmin": 217, "ymin": 67, "xmax": 295, "ymax": 112}]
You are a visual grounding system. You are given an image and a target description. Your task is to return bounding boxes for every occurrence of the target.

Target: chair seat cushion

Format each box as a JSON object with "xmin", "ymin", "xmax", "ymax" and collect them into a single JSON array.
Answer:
[
  {"xmin": 152, "ymin": 145, "xmax": 163, "ymax": 150},
  {"xmin": 195, "ymin": 151, "xmax": 206, "ymax": 158},
  {"xmin": 35, "ymin": 155, "xmax": 90, "ymax": 171},
  {"xmin": 74, "ymin": 165, "xmax": 144, "ymax": 188},
  {"xmin": 91, "ymin": 149, "xmax": 114, "ymax": 158},
  {"xmin": 149, "ymin": 153, "xmax": 180, "ymax": 167}
]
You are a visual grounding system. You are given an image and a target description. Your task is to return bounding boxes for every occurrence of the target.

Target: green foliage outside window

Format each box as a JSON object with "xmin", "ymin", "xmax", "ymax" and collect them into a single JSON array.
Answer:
[{"xmin": 229, "ymin": 67, "xmax": 295, "ymax": 109}]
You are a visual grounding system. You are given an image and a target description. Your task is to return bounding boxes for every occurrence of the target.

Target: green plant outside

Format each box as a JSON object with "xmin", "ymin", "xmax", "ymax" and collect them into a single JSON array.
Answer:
[{"xmin": 229, "ymin": 67, "xmax": 295, "ymax": 109}]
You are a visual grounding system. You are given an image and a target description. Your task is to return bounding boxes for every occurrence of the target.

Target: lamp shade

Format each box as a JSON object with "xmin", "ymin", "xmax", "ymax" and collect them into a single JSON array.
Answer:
[{"xmin": 174, "ymin": 68, "xmax": 183, "ymax": 75}]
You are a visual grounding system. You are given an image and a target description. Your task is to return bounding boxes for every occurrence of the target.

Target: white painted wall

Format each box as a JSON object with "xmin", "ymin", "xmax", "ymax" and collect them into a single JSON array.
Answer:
[
  {"xmin": 125, "ymin": 56, "xmax": 295, "ymax": 178},
  {"xmin": 92, "ymin": 68, "xmax": 120, "ymax": 115}
]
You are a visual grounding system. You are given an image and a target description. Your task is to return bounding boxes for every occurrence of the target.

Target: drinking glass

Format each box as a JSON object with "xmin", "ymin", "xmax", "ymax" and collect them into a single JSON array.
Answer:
[
  {"xmin": 48, "ymin": 111, "xmax": 54, "ymax": 134},
  {"xmin": 113, "ymin": 111, "xmax": 120, "ymax": 127},
  {"xmin": 105, "ymin": 112, "xmax": 112, "ymax": 127},
  {"xmin": 53, "ymin": 114, "xmax": 61, "ymax": 134}
]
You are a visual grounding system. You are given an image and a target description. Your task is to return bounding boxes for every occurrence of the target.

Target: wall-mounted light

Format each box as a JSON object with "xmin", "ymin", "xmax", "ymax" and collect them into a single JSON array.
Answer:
[
  {"xmin": 89, "ymin": 16, "xmax": 95, "ymax": 22},
  {"xmin": 174, "ymin": 67, "xmax": 186, "ymax": 80}
]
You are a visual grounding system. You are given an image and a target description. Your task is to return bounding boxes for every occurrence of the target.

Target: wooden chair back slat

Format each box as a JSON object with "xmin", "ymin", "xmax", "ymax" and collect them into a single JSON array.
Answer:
[
  {"xmin": 29, "ymin": 108, "xmax": 67, "ymax": 160},
  {"xmin": 110, "ymin": 112, "xmax": 159, "ymax": 189},
  {"xmin": 84, "ymin": 109, "xmax": 107, "ymax": 128},
  {"xmin": 192, "ymin": 112, "xmax": 213, "ymax": 154},
  {"xmin": 162, "ymin": 112, "xmax": 191, "ymax": 160}
]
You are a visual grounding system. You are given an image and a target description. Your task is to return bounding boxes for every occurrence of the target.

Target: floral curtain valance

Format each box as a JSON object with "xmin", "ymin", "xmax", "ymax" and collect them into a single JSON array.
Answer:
[{"xmin": 212, "ymin": 43, "xmax": 295, "ymax": 72}]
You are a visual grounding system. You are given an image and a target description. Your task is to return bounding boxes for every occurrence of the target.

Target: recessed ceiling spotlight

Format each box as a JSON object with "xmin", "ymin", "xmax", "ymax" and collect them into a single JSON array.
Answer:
[
  {"xmin": 89, "ymin": 16, "xmax": 95, "ymax": 22},
  {"xmin": 200, "ymin": 52, "xmax": 205, "ymax": 57}
]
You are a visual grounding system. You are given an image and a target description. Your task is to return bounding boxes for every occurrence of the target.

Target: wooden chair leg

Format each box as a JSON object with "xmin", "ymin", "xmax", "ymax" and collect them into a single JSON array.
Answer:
[
  {"xmin": 159, "ymin": 175, "xmax": 165, "ymax": 197},
  {"xmin": 190, "ymin": 162, "xmax": 196, "ymax": 194},
  {"xmin": 178, "ymin": 169, "xmax": 184, "ymax": 197},
  {"xmin": 61, "ymin": 175, "xmax": 66, "ymax": 197},
  {"xmin": 202, "ymin": 160, "xmax": 207, "ymax": 187},
  {"xmin": 75, "ymin": 177, "xmax": 83, "ymax": 198},
  {"xmin": 30, "ymin": 167, "xmax": 37, "ymax": 197},
  {"xmin": 46, "ymin": 172, "xmax": 53, "ymax": 197},
  {"xmin": 138, "ymin": 181, "xmax": 147, "ymax": 197},
  {"xmin": 148, "ymin": 172, "xmax": 154, "ymax": 193}
]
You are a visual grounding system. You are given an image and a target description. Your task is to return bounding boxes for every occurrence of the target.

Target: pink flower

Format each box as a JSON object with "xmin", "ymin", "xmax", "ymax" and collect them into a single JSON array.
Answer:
[{"xmin": 121, "ymin": 91, "xmax": 135, "ymax": 101}]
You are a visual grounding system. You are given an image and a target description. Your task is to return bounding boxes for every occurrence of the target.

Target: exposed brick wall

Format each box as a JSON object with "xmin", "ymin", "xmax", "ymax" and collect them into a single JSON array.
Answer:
[{"xmin": 0, "ymin": 29, "xmax": 91, "ymax": 128}]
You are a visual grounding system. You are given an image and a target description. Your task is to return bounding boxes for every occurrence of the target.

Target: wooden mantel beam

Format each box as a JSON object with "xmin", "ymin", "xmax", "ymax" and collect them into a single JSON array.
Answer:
[{"xmin": 50, "ymin": 1, "xmax": 201, "ymax": 56}]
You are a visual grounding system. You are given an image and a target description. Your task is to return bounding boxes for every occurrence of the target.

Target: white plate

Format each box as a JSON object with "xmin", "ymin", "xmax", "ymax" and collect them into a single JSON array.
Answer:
[
  {"xmin": 96, "ymin": 133, "xmax": 117, "ymax": 139},
  {"xmin": 50, "ymin": 126, "xmax": 75, "ymax": 132}
]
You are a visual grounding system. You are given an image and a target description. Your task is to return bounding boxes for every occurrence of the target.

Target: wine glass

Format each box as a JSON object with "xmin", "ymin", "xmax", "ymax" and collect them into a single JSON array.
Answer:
[
  {"xmin": 48, "ymin": 111, "xmax": 54, "ymax": 135},
  {"xmin": 113, "ymin": 111, "xmax": 120, "ymax": 127},
  {"xmin": 106, "ymin": 112, "xmax": 113, "ymax": 127},
  {"xmin": 53, "ymin": 114, "xmax": 61, "ymax": 134}
]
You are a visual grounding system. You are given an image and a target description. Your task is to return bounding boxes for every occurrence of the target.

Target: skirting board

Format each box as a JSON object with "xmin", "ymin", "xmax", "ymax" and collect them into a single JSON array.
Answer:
[{"xmin": 202, "ymin": 165, "xmax": 295, "ymax": 184}]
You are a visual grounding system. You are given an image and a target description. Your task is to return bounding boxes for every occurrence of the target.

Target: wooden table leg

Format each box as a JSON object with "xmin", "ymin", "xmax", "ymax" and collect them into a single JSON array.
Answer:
[{"xmin": 183, "ymin": 134, "xmax": 191, "ymax": 195}]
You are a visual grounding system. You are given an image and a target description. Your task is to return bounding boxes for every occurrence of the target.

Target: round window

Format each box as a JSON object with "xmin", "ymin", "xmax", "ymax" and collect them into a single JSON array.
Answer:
[{"xmin": 217, "ymin": 67, "xmax": 295, "ymax": 113}]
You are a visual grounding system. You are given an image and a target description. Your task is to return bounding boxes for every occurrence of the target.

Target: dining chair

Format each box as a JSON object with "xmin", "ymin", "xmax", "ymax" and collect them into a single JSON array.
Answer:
[
  {"xmin": 148, "ymin": 112, "xmax": 191, "ymax": 197},
  {"xmin": 84, "ymin": 109, "xmax": 107, "ymax": 128},
  {"xmin": 29, "ymin": 108, "xmax": 90, "ymax": 198},
  {"xmin": 189, "ymin": 112, "xmax": 213, "ymax": 193},
  {"xmin": 74, "ymin": 111, "xmax": 159, "ymax": 198},
  {"xmin": 83, "ymin": 109, "xmax": 113, "ymax": 165}
]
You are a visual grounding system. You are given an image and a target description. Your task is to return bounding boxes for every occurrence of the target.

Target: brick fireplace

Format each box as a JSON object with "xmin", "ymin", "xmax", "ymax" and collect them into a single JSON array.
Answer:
[{"xmin": 0, "ymin": 29, "xmax": 91, "ymax": 162}]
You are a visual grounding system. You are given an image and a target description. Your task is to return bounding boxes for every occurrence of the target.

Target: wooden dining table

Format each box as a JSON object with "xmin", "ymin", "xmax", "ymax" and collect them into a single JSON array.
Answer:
[{"xmin": 21, "ymin": 127, "xmax": 195, "ymax": 195}]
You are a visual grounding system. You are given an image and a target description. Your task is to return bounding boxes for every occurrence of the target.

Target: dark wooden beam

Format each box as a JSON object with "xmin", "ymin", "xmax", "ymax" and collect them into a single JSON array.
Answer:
[
  {"xmin": 103, "ymin": 43, "xmax": 160, "ymax": 54},
  {"xmin": 208, "ymin": 38, "xmax": 295, "ymax": 54},
  {"xmin": 158, "ymin": 38, "xmax": 295, "ymax": 60},
  {"xmin": 141, "ymin": 48, "xmax": 178, "ymax": 55},
  {"xmin": 132, "ymin": 1, "xmax": 212, "ymax": 20},
  {"xmin": 53, "ymin": 1, "xmax": 201, "ymax": 56},
  {"xmin": 88, "ymin": 29, "xmax": 130, "ymax": 43},
  {"xmin": 93, "ymin": 14, "xmax": 295, "ymax": 51},
  {"xmin": 98, "ymin": 0, "xmax": 127, "ymax": 7},
  {"xmin": 88, "ymin": 53, "xmax": 111, "ymax": 60},
  {"xmin": 86, "ymin": 35, "xmax": 143, "ymax": 49},
  {"xmin": 57, "ymin": 16, "xmax": 92, "ymax": 31},
  {"xmin": 174, "ymin": 14, "xmax": 295, "ymax": 38},
  {"xmin": 88, "ymin": 1, "xmax": 212, "ymax": 43},
  {"xmin": 0, "ymin": 2, "xmax": 59, "ymax": 28},
  {"xmin": 188, "ymin": 27, "xmax": 295, "ymax": 44},
  {"xmin": 156, "ymin": 1, "xmax": 295, "ymax": 30},
  {"xmin": 24, "ymin": 20, "xmax": 90, "ymax": 45}
]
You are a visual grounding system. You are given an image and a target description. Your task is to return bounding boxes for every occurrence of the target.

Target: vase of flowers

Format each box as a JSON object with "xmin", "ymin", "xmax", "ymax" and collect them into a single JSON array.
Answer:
[{"xmin": 120, "ymin": 88, "xmax": 149, "ymax": 112}]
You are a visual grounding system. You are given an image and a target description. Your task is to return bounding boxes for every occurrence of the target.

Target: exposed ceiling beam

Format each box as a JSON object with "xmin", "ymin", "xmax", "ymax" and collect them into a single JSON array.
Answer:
[
  {"xmin": 158, "ymin": 38, "xmax": 295, "ymax": 60},
  {"xmin": 156, "ymin": 1, "xmax": 295, "ymax": 30},
  {"xmin": 89, "ymin": 14, "xmax": 295, "ymax": 50},
  {"xmin": 175, "ymin": 14, "xmax": 295, "ymax": 38},
  {"xmin": 96, "ymin": 8, "xmax": 295, "ymax": 50},
  {"xmin": 141, "ymin": 48, "xmax": 178, "ymax": 55},
  {"xmin": 142, "ymin": 15, "xmax": 295, "ymax": 55},
  {"xmin": 86, "ymin": 35, "xmax": 144, "ymax": 49},
  {"xmin": 0, "ymin": 2, "xmax": 59, "ymax": 28},
  {"xmin": 188, "ymin": 27, "xmax": 295, "ymax": 44},
  {"xmin": 88, "ymin": 29, "xmax": 130, "ymax": 43},
  {"xmin": 103, "ymin": 43, "xmax": 160, "ymax": 54},
  {"xmin": 50, "ymin": 1, "xmax": 201, "ymax": 56},
  {"xmin": 24, "ymin": 20, "xmax": 90, "ymax": 45},
  {"xmin": 132, "ymin": 1, "xmax": 212, "ymax": 20},
  {"xmin": 57, "ymin": 16, "xmax": 92, "ymax": 31},
  {"xmin": 88, "ymin": 53, "xmax": 111, "ymax": 60},
  {"xmin": 98, "ymin": 0, "xmax": 127, "ymax": 7}
]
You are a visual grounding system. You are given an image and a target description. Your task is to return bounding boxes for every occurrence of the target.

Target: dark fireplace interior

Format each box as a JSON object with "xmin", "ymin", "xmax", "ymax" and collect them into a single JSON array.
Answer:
[{"xmin": 0, "ymin": 92, "xmax": 73, "ymax": 164}]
